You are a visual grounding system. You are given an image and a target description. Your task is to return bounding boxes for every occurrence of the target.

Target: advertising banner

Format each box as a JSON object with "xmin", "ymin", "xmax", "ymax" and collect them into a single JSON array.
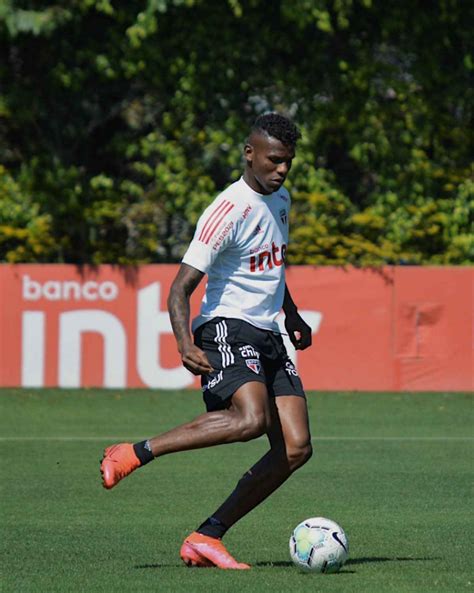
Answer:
[{"xmin": 0, "ymin": 265, "xmax": 472, "ymax": 391}]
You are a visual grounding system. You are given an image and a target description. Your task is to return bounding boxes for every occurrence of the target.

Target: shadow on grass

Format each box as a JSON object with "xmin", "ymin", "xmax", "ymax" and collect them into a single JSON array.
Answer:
[
  {"xmin": 135, "ymin": 556, "xmax": 438, "ymax": 570},
  {"xmin": 346, "ymin": 556, "xmax": 438, "ymax": 566},
  {"xmin": 135, "ymin": 561, "xmax": 355, "ymax": 573},
  {"xmin": 254, "ymin": 561, "xmax": 294, "ymax": 567},
  {"xmin": 135, "ymin": 564, "xmax": 179, "ymax": 569},
  {"xmin": 255, "ymin": 561, "xmax": 356, "ymax": 574},
  {"xmin": 255, "ymin": 556, "xmax": 437, "ymax": 569}
]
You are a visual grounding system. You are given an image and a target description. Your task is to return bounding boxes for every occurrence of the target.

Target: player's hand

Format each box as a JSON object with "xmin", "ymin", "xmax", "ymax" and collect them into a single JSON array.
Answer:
[
  {"xmin": 285, "ymin": 313, "xmax": 312, "ymax": 351},
  {"xmin": 180, "ymin": 344, "xmax": 214, "ymax": 375}
]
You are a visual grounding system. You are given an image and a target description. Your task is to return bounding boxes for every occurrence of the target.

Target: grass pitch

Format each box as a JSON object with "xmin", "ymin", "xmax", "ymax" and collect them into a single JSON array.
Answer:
[{"xmin": 1, "ymin": 389, "xmax": 473, "ymax": 593}]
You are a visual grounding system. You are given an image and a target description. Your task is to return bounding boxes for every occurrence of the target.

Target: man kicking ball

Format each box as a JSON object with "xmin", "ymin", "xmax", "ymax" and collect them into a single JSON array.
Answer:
[{"xmin": 101, "ymin": 112, "xmax": 313, "ymax": 569}]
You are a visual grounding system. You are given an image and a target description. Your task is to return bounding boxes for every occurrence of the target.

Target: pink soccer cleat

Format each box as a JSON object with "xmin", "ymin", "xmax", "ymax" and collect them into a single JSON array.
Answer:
[
  {"xmin": 100, "ymin": 443, "xmax": 141, "ymax": 489},
  {"xmin": 180, "ymin": 532, "xmax": 250, "ymax": 569}
]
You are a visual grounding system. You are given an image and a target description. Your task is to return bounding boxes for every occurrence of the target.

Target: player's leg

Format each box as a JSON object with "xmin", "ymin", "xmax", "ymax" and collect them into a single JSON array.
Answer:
[
  {"xmin": 147, "ymin": 380, "xmax": 272, "ymax": 455},
  {"xmin": 101, "ymin": 381, "xmax": 272, "ymax": 570},
  {"xmin": 101, "ymin": 318, "xmax": 269, "ymax": 490},
  {"xmin": 177, "ymin": 381, "xmax": 276, "ymax": 569},
  {"xmin": 200, "ymin": 394, "xmax": 312, "ymax": 530},
  {"xmin": 100, "ymin": 381, "xmax": 272, "ymax": 489},
  {"xmin": 180, "ymin": 391, "xmax": 311, "ymax": 569}
]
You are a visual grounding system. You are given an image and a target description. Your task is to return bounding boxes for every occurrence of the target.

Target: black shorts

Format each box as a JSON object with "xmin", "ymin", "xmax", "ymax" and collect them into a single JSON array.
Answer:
[{"xmin": 194, "ymin": 317, "xmax": 306, "ymax": 412}]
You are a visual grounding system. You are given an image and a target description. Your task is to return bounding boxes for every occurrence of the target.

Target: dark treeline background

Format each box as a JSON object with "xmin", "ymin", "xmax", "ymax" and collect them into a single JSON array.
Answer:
[{"xmin": 1, "ymin": 0, "xmax": 472, "ymax": 265}]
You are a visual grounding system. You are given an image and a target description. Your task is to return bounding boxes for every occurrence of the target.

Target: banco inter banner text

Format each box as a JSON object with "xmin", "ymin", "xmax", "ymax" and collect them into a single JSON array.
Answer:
[{"xmin": 0, "ymin": 265, "xmax": 472, "ymax": 391}]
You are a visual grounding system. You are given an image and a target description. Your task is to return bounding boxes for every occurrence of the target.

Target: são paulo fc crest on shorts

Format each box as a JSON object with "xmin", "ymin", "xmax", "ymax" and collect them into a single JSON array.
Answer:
[{"xmin": 246, "ymin": 359, "xmax": 261, "ymax": 374}]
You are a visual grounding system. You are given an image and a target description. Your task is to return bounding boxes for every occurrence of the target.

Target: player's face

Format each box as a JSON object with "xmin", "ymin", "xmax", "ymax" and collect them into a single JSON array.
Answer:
[{"xmin": 244, "ymin": 133, "xmax": 295, "ymax": 194}]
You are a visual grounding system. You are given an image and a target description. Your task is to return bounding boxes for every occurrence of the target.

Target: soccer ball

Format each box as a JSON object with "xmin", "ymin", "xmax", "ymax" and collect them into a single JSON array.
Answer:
[{"xmin": 289, "ymin": 517, "xmax": 349, "ymax": 573}]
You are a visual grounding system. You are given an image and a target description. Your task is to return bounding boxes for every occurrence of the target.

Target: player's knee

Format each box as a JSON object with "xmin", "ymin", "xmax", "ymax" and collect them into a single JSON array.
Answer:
[
  {"xmin": 237, "ymin": 411, "xmax": 268, "ymax": 442},
  {"xmin": 287, "ymin": 441, "xmax": 312, "ymax": 471}
]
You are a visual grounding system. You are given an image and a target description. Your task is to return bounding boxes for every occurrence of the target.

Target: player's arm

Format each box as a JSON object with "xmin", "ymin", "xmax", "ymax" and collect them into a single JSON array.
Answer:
[
  {"xmin": 283, "ymin": 284, "xmax": 312, "ymax": 350},
  {"xmin": 167, "ymin": 263, "xmax": 214, "ymax": 375}
]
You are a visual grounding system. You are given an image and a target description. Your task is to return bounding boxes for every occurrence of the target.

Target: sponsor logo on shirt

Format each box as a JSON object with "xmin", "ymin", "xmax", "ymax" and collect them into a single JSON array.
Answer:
[
  {"xmin": 278, "ymin": 193, "xmax": 288, "ymax": 202},
  {"xmin": 202, "ymin": 370, "xmax": 224, "ymax": 391},
  {"xmin": 212, "ymin": 221, "xmax": 234, "ymax": 251},
  {"xmin": 246, "ymin": 359, "xmax": 261, "ymax": 374},
  {"xmin": 285, "ymin": 361, "xmax": 299, "ymax": 376},
  {"xmin": 241, "ymin": 204, "xmax": 252, "ymax": 220},
  {"xmin": 279, "ymin": 208, "xmax": 288, "ymax": 225},
  {"xmin": 252, "ymin": 224, "xmax": 264, "ymax": 236},
  {"xmin": 250, "ymin": 242, "xmax": 287, "ymax": 272},
  {"xmin": 239, "ymin": 345, "xmax": 260, "ymax": 359},
  {"xmin": 250, "ymin": 243, "xmax": 269, "ymax": 254}
]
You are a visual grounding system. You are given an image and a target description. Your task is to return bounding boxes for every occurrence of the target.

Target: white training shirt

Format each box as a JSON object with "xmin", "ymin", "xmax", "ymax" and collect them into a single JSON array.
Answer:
[{"xmin": 182, "ymin": 177, "xmax": 290, "ymax": 332}]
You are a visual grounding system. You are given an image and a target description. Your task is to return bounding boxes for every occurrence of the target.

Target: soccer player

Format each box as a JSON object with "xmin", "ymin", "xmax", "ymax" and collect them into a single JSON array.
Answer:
[{"xmin": 101, "ymin": 113, "xmax": 313, "ymax": 569}]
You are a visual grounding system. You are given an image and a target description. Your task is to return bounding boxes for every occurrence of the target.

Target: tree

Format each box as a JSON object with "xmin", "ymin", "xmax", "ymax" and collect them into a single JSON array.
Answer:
[{"xmin": 1, "ymin": 0, "xmax": 472, "ymax": 264}]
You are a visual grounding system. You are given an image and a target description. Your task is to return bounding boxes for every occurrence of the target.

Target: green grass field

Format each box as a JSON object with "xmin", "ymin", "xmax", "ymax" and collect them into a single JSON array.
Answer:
[{"xmin": 1, "ymin": 389, "xmax": 473, "ymax": 593}]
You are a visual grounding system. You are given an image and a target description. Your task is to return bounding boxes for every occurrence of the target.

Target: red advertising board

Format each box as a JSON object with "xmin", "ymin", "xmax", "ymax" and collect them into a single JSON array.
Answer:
[{"xmin": 0, "ymin": 265, "xmax": 472, "ymax": 391}]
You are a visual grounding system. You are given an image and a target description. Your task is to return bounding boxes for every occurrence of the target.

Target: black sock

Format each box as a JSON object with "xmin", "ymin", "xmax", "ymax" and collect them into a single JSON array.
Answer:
[
  {"xmin": 133, "ymin": 440, "xmax": 154, "ymax": 466},
  {"xmin": 197, "ymin": 516, "xmax": 229, "ymax": 539}
]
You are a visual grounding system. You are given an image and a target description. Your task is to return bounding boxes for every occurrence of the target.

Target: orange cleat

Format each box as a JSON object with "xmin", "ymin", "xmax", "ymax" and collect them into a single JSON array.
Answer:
[
  {"xmin": 180, "ymin": 532, "xmax": 250, "ymax": 569},
  {"xmin": 100, "ymin": 443, "xmax": 141, "ymax": 489}
]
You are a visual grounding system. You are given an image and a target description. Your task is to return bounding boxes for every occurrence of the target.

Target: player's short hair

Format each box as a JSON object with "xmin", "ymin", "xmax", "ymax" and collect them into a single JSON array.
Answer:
[{"xmin": 251, "ymin": 113, "xmax": 301, "ymax": 147}]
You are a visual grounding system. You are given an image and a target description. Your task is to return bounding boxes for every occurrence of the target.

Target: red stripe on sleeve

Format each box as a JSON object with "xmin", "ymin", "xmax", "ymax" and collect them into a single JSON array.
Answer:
[
  {"xmin": 198, "ymin": 201, "xmax": 230, "ymax": 242},
  {"xmin": 201, "ymin": 202, "xmax": 235, "ymax": 244}
]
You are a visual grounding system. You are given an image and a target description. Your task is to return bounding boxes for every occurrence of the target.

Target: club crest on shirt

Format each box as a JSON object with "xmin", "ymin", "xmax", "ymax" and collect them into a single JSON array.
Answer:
[
  {"xmin": 246, "ymin": 359, "xmax": 261, "ymax": 374},
  {"xmin": 279, "ymin": 208, "xmax": 287, "ymax": 225}
]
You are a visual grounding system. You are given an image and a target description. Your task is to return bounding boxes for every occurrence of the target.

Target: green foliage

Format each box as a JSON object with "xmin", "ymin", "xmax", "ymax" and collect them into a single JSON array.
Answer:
[
  {"xmin": 0, "ymin": 165, "xmax": 55, "ymax": 262},
  {"xmin": 0, "ymin": 0, "xmax": 472, "ymax": 264}
]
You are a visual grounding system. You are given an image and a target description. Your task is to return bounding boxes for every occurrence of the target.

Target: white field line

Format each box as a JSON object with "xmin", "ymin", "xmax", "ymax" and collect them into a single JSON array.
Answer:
[{"xmin": 0, "ymin": 436, "xmax": 472, "ymax": 442}]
